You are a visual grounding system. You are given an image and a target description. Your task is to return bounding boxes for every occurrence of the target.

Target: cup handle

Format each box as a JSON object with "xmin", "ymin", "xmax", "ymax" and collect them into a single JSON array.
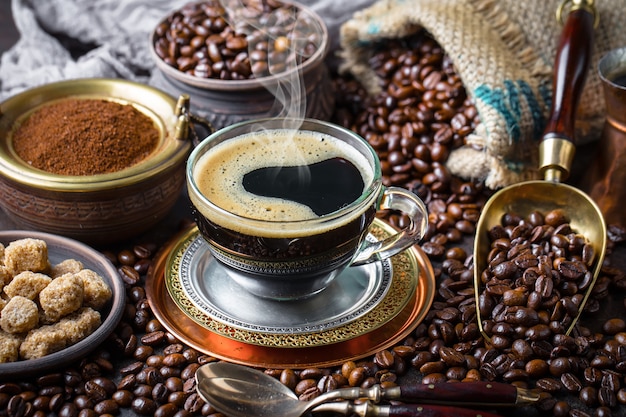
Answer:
[{"xmin": 351, "ymin": 187, "xmax": 428, "ymax": 266}]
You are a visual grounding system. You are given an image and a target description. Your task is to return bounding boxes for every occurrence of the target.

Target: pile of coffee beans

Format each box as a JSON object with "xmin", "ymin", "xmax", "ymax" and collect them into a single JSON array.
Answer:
[
  {"xmin": 153, "ymin": 0, "xmax": 323, "ymax": 80},
  {"xmin": 478, "ymin": 208, "xmax": 597, "ymax": 347},
  {"xmin": 3, "ymin": 29, "xmax": 626, "ymax": 417}
]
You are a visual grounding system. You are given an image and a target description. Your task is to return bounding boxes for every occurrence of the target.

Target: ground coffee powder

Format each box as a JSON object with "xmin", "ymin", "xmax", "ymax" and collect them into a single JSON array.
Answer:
[{"xmin": 12, "ymin": 98, "xmax": 159, "ymax": 176}]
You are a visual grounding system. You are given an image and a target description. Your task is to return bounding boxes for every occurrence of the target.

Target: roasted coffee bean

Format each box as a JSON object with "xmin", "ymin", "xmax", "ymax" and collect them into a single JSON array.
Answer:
[
  {"xmin": 112, "ymin": 390, "xmax": 133, "ymax": 408},
  {"xmin": 299, "ymin": 386, "xmax": 321, "ymax": 402},
  {"xmin": 133, "ymin": 243, "xmax": 155, "ymax": 259},
  {"xmin": 552, "ymin": 400, "xmax": 571, "ymax": 417},
  {"xmin": 536, "ymin": 377, "xmax": 563, "ymax": 393},
  {"xmin": 439, "ymin": 346, "xmax": 465, "ymax": 367},
  {"xmin": 117, "ymin": 249, "xmax": 136, "ymax": 266},
  {"xmin": 591, "ymin": 355, "xmax": 616, "ymax": 369},
  {"xmin": 49, "ymin": 392, "xmax": 65, "ymax": 413},
  {"xmin": 93, "ymin": 399, "xmax": 118, "ymax": 415},
  {"xmin": 132, "ymin": 396, "xmax": 157, "ymax": 415},
  {"xmin": 561, "ymin": 372, "xmax": 583, "ymax": 393},
  {"xmin": 422, "ymin": 373, "xmax": 447, "ymax": 384},
  {"xmin": 579, "ymin": 386, "xmax": 598, "ymax": 407},
  {"xmin": 601, "ymin": 370, "xmax": 620, "ymax": 391},
  {"xmin": 570, "ymin": 409, "xmax": 592, "ymax": 417},
  {"xmin": 598, "ymin": 386, "xmax": 617, "ymax": 408},
  {"xmin": 374, "ymin": 350, "xmax": 395, "ymax": 368},
  {"xmin": 525, "ymin": 358, "xmax": 549, "ymax": 378},
  {"xmin": 185, "ymin": 392, "xmax": 206, "ymax": 414},
  {"xmin": 549, "ymin": 357, "xmax": 572, "ymax": 376},
  {"xmin": 167, "ymin": 392, "xmax": 187, "ymax": 408},
  {"xmin": 119, "ymin": 265, "xmax": 140, "ymax": 285},
  {"xmin": 152, "ymin": 383, "xmax": 169, "ymax": 404},
  {"xmin": 141, "ymin": 331, "xmax": 166, "ymax": 346},
  {"xmin": 84, "ymin": 379, "xmax": 112, "ymax": 403},
  {"xmin": 603, "ymin": 318, "xmax": 626, "ymax": 335},
  {"xmin": 617, "ymin": 388, "xmax": 626, "ymax": 404},
  {"xmin": 584, "ymin": 367, "xmax": 604, "ymax": 386},
  {"xmin": 7, "ymin": 395, "xmax": 28, "ymax": 417}
]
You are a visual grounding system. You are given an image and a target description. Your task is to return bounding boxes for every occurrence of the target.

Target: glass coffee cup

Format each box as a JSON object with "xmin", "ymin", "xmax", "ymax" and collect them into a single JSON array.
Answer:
[{"xmin": 186, "ymin": 118, "xmax": 428, "ymax": 300}]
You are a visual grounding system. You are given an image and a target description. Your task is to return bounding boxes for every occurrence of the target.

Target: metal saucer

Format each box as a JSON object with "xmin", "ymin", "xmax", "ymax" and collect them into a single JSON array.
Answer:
[
  {"xmin": 147, "ymin": 220, "xmax": 435, "ymax": 367},
  {"xmin": 172, "ymin": 233, "xmax": 392, "ymax": 335}
]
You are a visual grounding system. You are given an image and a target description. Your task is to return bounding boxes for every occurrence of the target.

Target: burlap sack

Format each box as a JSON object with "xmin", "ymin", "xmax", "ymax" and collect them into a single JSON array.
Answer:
[{"xmin": 338, "ymin": 0, "xmax": 626, "ymax": 189}]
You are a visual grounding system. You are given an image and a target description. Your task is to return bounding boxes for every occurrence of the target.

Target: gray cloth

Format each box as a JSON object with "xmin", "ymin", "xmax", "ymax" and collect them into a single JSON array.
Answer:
[{"xmin": 0, "ymin": 0, "xmax": 374, "ymax": 101}]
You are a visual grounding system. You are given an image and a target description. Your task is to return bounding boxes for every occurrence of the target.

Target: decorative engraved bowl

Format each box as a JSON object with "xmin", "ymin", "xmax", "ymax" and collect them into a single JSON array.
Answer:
[
  {"xmin": 149, "ymin": 0, "xmax": 335, "ymax": 130},
  {"xmin": 0, "ymin": 78, "xmax": 193, "ymax": 245}
]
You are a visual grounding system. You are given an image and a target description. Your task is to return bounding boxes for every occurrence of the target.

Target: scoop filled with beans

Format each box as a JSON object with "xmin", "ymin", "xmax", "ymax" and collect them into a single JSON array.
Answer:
[{"xmin": 476, "ymin": 208, "xmax": 599, "ymax": 347}]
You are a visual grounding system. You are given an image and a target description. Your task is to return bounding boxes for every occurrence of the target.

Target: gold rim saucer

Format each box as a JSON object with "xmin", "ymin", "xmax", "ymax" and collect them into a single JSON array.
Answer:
[
  {"xmin": 164, "ymin": 220, "xmax": 411, "ymax": 345},
  {"xmin": 146, "ymin": 219, "xmax": 436, "ymax": 369}
]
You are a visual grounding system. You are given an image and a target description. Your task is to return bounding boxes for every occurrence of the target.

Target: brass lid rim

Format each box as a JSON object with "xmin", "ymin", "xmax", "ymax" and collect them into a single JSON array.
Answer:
[{"xmin": 0, "ymin": 78, "xmax": 191, "ymax": 192}]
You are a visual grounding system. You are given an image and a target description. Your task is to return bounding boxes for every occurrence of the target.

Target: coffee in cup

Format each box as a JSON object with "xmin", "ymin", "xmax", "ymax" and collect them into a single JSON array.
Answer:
[{"xmin": 187, "ymin": 118, "xmax": 428, "ymax": 299}]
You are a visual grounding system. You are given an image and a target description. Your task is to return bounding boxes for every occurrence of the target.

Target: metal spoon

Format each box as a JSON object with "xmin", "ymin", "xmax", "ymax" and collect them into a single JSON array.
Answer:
[
  {"xmin": 195, "ymin": 362, "xmax": 538, "ymax": 417},
  {"xmin": 473, "ymin": 0, "xmax": 606, "ymax": 342}
]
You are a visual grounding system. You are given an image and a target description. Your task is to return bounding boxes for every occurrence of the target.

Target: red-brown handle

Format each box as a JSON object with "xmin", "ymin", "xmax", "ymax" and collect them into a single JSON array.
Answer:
[
  {"xmin": 387, "ymin": 404, "xmax": 503, "ymax": 417},
  {"xmin": 542, "ymin": 5, "xmax": 595, "ymax": 142},
  {"xmin": 398, "ymin": 381, "xmax": 520, "ymax": 406}
]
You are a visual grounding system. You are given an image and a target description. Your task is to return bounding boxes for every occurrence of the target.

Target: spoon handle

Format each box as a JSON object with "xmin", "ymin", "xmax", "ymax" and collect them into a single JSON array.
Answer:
[
  {"xmin": 314, "ymin": 401, "xmax": 504, "ymax": 417},
  {"xmin": 539, "ymin": 0, "xmax": 596, "ymax": 180},
  {"xmin": 385, "ymin": 404, "xmax": 503, "ymax": 417},
  {"xmin": 542, "ymin": 1, "xmax": 595, "ymax": 142},
  {"xmin": 395, "ymin": 381, "xmax": 538, "ymax": 406}
]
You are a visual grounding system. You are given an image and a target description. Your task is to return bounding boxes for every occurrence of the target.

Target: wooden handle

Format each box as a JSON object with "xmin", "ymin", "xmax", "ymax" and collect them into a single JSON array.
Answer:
[
  {"xmin": 387, "ymin": 404, "xmax": 503, "ymax": 417},
  {"xmin": 398, "ymin": 381, "xmax": 520, "ymax": 406},
  {"xmin": 542, "ymin": 5, "xmax": 595, "ymax": 142}
]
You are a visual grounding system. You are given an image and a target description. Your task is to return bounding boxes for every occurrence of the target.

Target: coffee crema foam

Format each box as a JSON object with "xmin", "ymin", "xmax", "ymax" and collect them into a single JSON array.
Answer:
[{"xmin": 192, "ymin": 129, "xmax": 375, "ymax": 235}]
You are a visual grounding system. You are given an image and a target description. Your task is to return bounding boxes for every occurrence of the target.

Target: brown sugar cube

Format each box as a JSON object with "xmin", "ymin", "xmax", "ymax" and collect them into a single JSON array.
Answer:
[
  {"xmin": 75, "ymin": 269, "xmax": 111, "ymax": 310},
  {"xmin": 0, "ymin": 265, "xmax": 9, "ymax": 292},
  {"xmin": 3, "ymin": 238, "xmax": 49, "ymax": 276},
  {"xmin": 19, "ymin": 307, "xmax": 101, "ymax": 360},
  {"xmin": 0, "ymin": 296, "xmax": 40, "ymax": 334},
  {"xmin": 39, "ymin": 273, "xmax": 84, "ymax": 323},
  {"xmin": 3, "ymin": 271, "xmax": 52, "ymax": 300},
  {"xmin": 0, "ymin": 330, "xmax": 22, "ymax": 363},
  {"xmin": 19, "ymin": 323, "xmax": 67, "ymax": 360},
  {"xmin": 0, "ymin": 242, "xmax": 5, "ymax": 263},
  {"xmin": 58, "ymin": 307, "xmax": 101, "ymax": 345},
  {"xmin": 51, "ymin": 259, "xmax": 84, "ymax": 278}
]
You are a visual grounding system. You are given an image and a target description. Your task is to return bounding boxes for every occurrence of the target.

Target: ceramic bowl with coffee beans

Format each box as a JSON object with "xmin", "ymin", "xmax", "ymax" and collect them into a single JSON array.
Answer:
[
  {"xmin": 0, "ymin": 78, "xmax": 195, "ymax": 245},
  {"xmin": 150, "ymin": 0, "xmax": 335, "ymax": 128}
]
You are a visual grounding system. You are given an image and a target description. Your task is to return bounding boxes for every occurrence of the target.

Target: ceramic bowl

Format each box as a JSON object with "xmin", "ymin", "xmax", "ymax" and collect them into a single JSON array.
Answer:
[
  {"xmin": 0, "ymin": 230, "xmax": 125, "ymax": 380},
  {"xmin": 149, "ymin": 0, "xmax": 334, "ymax": 130},
  {"xmin": 0, "ymin": 78, "xmax": 194, "ymax": 245}
]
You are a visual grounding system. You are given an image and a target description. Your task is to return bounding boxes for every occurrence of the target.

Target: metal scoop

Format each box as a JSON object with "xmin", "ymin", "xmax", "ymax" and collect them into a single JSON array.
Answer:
[
  {"xmin": 474, "ymin": 0, "xmax": 606, "ymax": 342},
  {"xmin": 195, "ymin": 362, "xmax": 539, "ymax": 417}
]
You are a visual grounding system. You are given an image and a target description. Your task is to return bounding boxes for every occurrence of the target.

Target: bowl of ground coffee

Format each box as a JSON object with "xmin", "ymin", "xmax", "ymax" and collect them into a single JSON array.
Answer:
[
  {"xmin": 149, "ymin": 0, "xmax": 334, "ymax": 129},
  {"xmin": 0, "ymin": 78, "xmax": 194, "ymax": 245}
]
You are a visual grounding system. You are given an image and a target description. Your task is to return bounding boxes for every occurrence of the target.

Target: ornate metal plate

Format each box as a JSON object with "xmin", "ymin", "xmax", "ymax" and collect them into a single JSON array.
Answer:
[{"xmin": 146, "ymin": 219, "xmax": 436, "ymax": 368}]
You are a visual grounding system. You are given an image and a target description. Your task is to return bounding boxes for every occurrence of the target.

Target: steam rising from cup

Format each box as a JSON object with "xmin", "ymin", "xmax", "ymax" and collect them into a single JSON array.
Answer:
[
  {"xmin": 218, "ymin": 0, "xmax": 328, "ymax": 187},
  {"xmin": 218, "ymin": 0, "xmax": 325, "ymax": 124}
]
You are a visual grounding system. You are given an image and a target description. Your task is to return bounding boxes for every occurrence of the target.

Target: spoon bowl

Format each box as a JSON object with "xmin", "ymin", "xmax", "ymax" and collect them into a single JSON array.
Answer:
[{"xmin": 195, "ymin": 361, "xmax": 347, "ymax": 417}]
